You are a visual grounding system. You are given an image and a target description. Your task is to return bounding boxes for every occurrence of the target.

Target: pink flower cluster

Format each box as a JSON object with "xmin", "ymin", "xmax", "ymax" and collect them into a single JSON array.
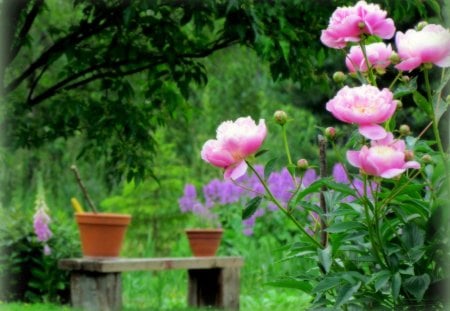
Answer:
[
  {"xmin": 321, "ymin": 1, "xmax": 395, "ymax": 49},
  {"xmin": 347, "ymin": 133, "xmax": 420, "ymax": 178},
  {"xmin": 395, "ymin": 24, "xmax": 450, "ymax": 71},
  {"xmin": 322, "ymin": 1, "xmax": 450, "ymax": 71},
  {"xmin": 33, "ymin": 200, "xmax": 52, "ymax": 255},
  {"xmin": 326, "ymin": 85, "xmax": 396, "ymax": 140},
  {"xmin": 346, "ymin": 42, "xmax": 392, "ymax": 73},
  {"xmin": 201, "ymin": 117, "xmax": 267, "ymax": 180}
]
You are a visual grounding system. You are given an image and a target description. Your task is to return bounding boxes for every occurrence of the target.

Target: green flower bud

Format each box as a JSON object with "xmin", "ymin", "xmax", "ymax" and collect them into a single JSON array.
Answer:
[
  {"xmin": 395, "ymin": 100, "xmax": 403, "ymax": 109},
  {"xmin": 332, "ymin": 71, "xmax": 347, "ymax": 83},
  {"xmin": 389, "ymin": 51, "xmax": 400, "ymax": 64},
  {"xmin": 404, "ymin": 150, "xmax": 414, "ymax": 161},
  {"xmin": 421, "ymin": 154, "xmax": 433, "ymax": 164},
  {"xmin": 273, "ymin": 110, "xmax": 288, "ymax": 125},
  {"xmin": 325, "ymin": 127, "xmax": 336, "ymax": 140},
  {"xmin": 399, "ymin": 124, "xmax": 411, "ymax": 136},
  {"xmin": 297, "ymin": 159, "xmax": 309, "ymax": 170},
  {"xmin": 416, "ymin": 21, "xmax": 428, "ymax": 31}
]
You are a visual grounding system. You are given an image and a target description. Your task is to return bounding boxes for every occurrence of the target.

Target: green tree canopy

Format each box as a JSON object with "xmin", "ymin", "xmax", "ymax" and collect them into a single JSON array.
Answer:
[{"xmin": 0, "ymin": 0, "xmax": 439, "ymax": 182}]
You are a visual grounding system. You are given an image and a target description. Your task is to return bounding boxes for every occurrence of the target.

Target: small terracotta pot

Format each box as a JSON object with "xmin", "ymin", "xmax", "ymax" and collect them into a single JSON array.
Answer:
[
  {"xmin": 185, "ymin": 228, "xmax": 223, "ymax": 257},
  {"xmin": 75, "ymin": 212, "xmax": 131, "ymax": 258}
]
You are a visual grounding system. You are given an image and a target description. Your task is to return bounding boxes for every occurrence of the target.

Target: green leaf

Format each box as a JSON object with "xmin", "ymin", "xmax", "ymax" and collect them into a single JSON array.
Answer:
[
  {"xmin": 403, "ymin": 274, "xmax": 430, "ymax": 301},
  {"xmin": 242, "ymin": 196, "xmax": 262, "ymax": 220},
  {"xmin": 372, "ymin": 270, "xmax": 391, "ymax": 292},
  {"xmin": 412, "ymin": 91, "xmax": 432, "ymax": 116},
  {"xmin": 255, "ymin": 149, "xmax": 269, "ymax": 158},
  {"xmin": 433, "ymin": 69, "xmax": 450, "ymax": 122},
  {"xmin": 335, "ymin": 282, "xmax": 361, "ymax": 308},
  {"xmin": 402, "ymin": 223, "xmax": 425, "ymax": 249},
  {"xmin": 326, "ymin": 221, "xmax": 365, "ymax": 233},
  {"xmin": 317, "ymin": 245, "xmax": 332, "ymax": 274},
  {"xmin": 312, "ymin": 276, "xmax": 341, "ymax": 294},
  {"xmin": 392, "ymin": 272, "xmax": 401, "ymax": 300},
  {"xmin": 265, "ymin": 279, "xmax": 313, "ymax": 293},
  {"xmin": 321, "ymin": 179, "xmax": 357, "ymax": 197},
  {"xmin": 264, "ymin": 157, "xmax": 278, "ymax": 179},
  {"xmin": 425, "ymin": 0, "xmax": 441, "ymax": 18},
  {"xmin": 393, "ymin": 77, "xmax": 417, "ymax": 98}
]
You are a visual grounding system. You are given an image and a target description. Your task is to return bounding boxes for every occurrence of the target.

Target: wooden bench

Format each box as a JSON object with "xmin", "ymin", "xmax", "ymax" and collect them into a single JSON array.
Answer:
[{"xmin": 58, "ymin": 256, "xmax": 244, "ymax": 311}]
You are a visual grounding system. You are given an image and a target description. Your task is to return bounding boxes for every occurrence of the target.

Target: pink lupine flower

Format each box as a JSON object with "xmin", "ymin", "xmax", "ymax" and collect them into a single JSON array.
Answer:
[
  {"xmin": 326, "ymin": 85, "xmax": 396, "ymax": 140},
  {"xmin": 347, "ymin": 133, "xmax": 420, "ymax": 178},
  {"xmin": 321, "ymin": 1, "xmax": 395, "ymax": 49},
  {"xmin": 201, "ymin": 117, "xmax": 267, "ymax": 180},
  {"xmin": 33, "ymin": 203, "xmax": 52, "ymax": 242},
  {"xmin": 43, "ymin": 244, "xmax": 52, "ymax": 256},
  {"xmin": 346, "ymin": 42, "xmax": 393, "ymax": 73},
  {"xmin": 395, "ymin": 24, "xmax": 450, "ymax": 71}
]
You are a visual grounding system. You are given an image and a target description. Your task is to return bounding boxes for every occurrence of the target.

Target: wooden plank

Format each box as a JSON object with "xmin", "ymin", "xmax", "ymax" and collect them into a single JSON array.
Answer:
[
  {"xmin": 59, "ymin": 256, "xmax": 244, "ymax": 273},
  {"xmin": 221, "ymin": 267, "xmax": 240, "ymax": 310}
]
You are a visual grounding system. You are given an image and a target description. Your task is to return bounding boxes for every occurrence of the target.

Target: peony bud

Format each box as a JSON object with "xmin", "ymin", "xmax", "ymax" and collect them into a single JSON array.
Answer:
[
  {"xmin": 297, "ymin": 159, "xmax": 309, "ymax": 170},
  {"xmin": 421, "ymin": 154, "xmax": 432, "ymax": 164},
  {"xmin": 389, "ymin": 51, "xmax": 401, "ymax": 64},
  {"xmin": 394, "ymin": 100, "xmax": 403, "ymax": 109},
  {"xmin": 400, "ymin": 75, "xmax": 410, "ymax": 83},
  {"xmin": 416, "ymin": 21, "xmax": 428, "ymax": 31},
  {"xmin": 332, "ymin": 71, "xmax": 347, "ymax": 83},
  {"xmin": 404, "ymin": 150, "xmax": 415, "ymax": 161},
  {"xmin": 274, "ymin": 110, "xmax": 288, "ymax": 125},
  {"xmin": 399, "ymin": 124, "xmax": 411, "ymax": 136},
  {"xmin": 325, "ymin": 127, "xmax": 336, "ymax": 140}
]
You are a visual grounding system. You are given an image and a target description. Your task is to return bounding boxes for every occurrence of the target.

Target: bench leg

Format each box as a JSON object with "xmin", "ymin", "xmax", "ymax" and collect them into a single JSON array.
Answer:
[
  {"xmin": 70, "ymin": 271, "xmax": 122, "ymax": 311},
  {"xmin": 188, "ymin": 267, "xmax": 240, "ymax": 310}
]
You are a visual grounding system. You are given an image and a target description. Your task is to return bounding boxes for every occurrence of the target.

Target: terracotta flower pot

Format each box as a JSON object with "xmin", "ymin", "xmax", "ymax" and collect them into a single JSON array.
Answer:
[
  {"xmin": 185, "ymin": 228, "xmax": 223, "ymax": 257},
  {"xmin": 75, "ymin": 212, "xmax": 131, "ymax": 258}
]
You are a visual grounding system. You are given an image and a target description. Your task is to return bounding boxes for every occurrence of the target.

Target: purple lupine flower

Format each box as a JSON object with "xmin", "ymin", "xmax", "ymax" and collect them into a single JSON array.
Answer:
[
  {"xmin": 179, "ymin": 184, "xmax": 200, "ymax": 212},
  {"xmin": 332, "ymin": 163, "xmax": 349, "ymax": 184},
  {"xmin": 267, "ymin": 168, "xmax": 296, "ymax": 210},
  {"xmin": 33, "ymin": 203, "xmax": 52, "ymax": 242},
  {"xmin": 302, "ymin": 169, "xmax": 318, "ymax": 187},
  {"xmin": 353, "ymin": 178, "xmax": 377, "ymax": 199}
]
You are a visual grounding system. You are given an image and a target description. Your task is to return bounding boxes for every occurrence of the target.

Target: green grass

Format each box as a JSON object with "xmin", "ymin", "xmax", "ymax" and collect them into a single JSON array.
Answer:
[{"xmin": 0, "ymin": 302, "xmax": 76, "ymax": 311}]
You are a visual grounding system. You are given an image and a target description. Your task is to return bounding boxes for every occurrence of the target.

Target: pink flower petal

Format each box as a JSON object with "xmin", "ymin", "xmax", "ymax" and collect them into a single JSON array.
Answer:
[
  {"xmin": 346, "ymin": 150, "xmax": 362, "ymax": 168},
  {"xmin": 359, "ymin": 124, "xmax": 387, "ymax": 140},
  {"xmin": 380, "ymin": 168, "xmax": 405, "ymax": 178},
  {"xmin": 404, "ymin": 161, "xmax": 420, "ymax": 170},
  {"xmin": 224, "ymin": 161, "xmax": 248, "ymax": 180}
]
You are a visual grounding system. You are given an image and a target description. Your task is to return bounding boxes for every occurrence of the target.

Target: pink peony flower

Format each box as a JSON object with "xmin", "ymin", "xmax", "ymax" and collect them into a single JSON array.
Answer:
[
  {"xmin": 321, "ymin": 1, "xmax": 395, "ymax": 49},
  {"xmin": 347, "ymin": 133, "xmax": 420, "ymax": 178},
  {"xmin": 201, "ymin": 117, "xmax": 267, "ymax": 180},
  {"xmin": 326, "ymin": 85, "xmax": 396, "ymax": 139},
  {"xmin": 33, "ymin": 204, "xmax": 52, "ymax": 242},
  {"xmin": 346, "ymin": 42, "xmax": 393, "ymax": 73},
  {"xmin": 395, "ymin": 24, "xmax": 450, "ymax": 71}
]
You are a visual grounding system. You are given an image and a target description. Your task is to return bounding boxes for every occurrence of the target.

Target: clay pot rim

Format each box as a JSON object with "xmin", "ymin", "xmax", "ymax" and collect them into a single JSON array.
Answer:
[
  {"xmin": 185, "ymin": 228, "xmax": 224, "ymax": 233},
  {"xmin": 75, "ymin": 212, "xmax": 131, "ymax": 218},
  {"xmin": 75, "ymin": 212, "xmax": 132, "ymax": 225}
]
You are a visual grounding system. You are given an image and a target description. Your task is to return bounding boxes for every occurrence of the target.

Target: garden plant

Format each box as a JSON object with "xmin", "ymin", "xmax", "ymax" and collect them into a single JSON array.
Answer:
[{"xmin": 201, "ymin": 1, "xmax": 450, "ymax": 309}]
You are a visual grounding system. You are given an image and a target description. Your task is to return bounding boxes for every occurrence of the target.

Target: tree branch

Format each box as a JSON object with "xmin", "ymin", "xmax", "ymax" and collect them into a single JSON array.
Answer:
[
  {"xmin": 26, "ymin": 36, "xmax": 238, "ymax": 107},
  {"xmin": 4, "ymin": 2, "xmax": 126, "ymax": 94},
  {"xmin": 8, "ymin": 0, "xmax": 44, "ymax": 66}
]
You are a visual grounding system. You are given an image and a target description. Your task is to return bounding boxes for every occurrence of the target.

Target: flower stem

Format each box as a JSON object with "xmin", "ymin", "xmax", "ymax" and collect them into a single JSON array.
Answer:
[
  {"xmin": 359, "ymin": 41, "xmax": 376, "ymax": 86},
  {"xmin": 424, "ymin": 68, "xmax": 445, "ymax": 155},
  {"xmin": 246, "ymin": 160, "xmax": 323, "ymax": 249},
  {"xmin": 282, "ymin": 124, "xmax": 293, "ymax": 166}
]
